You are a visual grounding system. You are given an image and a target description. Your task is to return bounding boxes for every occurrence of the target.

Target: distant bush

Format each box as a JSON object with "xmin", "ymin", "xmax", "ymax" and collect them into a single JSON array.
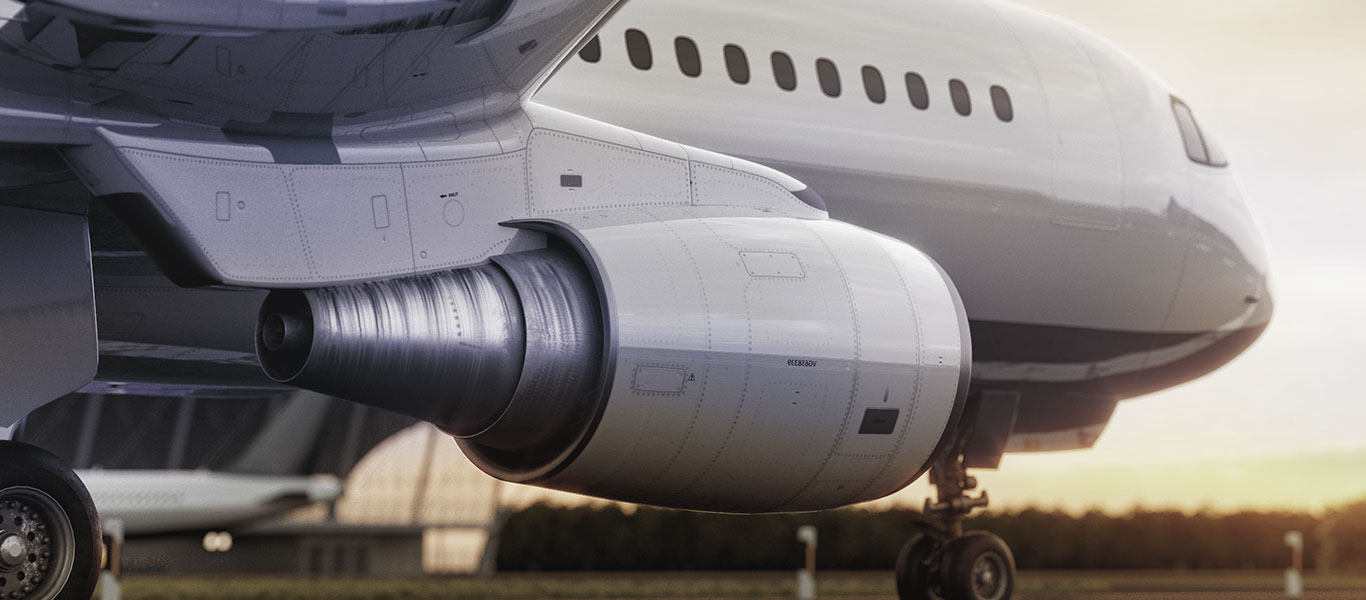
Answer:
[
  {"xmin": 497, "ymin": 502, "xmax": 1346, "ymax": 572},
  {"xmin": 1319, "ymin": 500, "xmax": 1366, "ymax": 572},
  {"xmin": 497, "ymin": 503, "xmax": 921, "ymax": 571},
  {"xmin": 974, "ymin": 508, "xmax": 1317, "ymax": 570}
]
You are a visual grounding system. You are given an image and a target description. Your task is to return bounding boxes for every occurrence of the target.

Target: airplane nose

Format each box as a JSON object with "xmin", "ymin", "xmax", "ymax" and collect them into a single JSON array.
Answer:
[
  {"xmin": 1236, "ymin": 197, "xmax": 1274, "ymax": 334},
  {"xmin": 1172, "ymin": 158, "xmax": 1273, "ymax": 337},
  {"xmin": 1166, "ymin": 231, "xmax": 1270, "ymax": 338},
  {"xmin": 1151, "ymin": 164, "xmax": 1273, "ymax": 392},
  {"xmin": 1244, "ymin": 275, "xmax": 1274, "ymax": 334}
]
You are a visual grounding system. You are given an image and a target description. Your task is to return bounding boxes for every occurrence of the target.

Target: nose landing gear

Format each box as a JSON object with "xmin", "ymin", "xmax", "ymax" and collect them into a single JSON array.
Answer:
[
  {"xmin": 0, "ymin": 442, "xmax": 100, "ymax": 600},
  {"xmin": 895, "ymin": 444, "xmax": 1016, "ymax": 600}
]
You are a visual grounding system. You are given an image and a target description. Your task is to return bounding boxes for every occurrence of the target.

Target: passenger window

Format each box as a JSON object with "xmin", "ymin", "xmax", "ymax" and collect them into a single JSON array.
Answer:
[
  {"xmin": 816, "ymin": 58, "xmax": 841, "ymax": 97},
  {"xmin": 905, "ymin": 72, "xmax": 929, "ymax": 110},
  {"xmin": 676, "ymin": 37, "xmax": 701, "ymax": 77},
  {"xmin": 990, "ymin": 85, "xmax": 1013, "ymax": 122},
  {"xmin": 724, "ymin": 44, "xmax": 750, "ymax": 84},
  {"xmin": 1171, "ymin": 97, "xmax": 1228, "ymax": 167},
  {"xmin": 772, "ymin": 52, "xmax": 797, "ymax": 91},
  {"xmin": 862, "ymin": 66, "xmax": 886, "ymax": 104},
  {"xmin": 579, "ymin": 36, "xmax": 601, "ymax": 63},
  {"xmin": 625, "ymin": 29, "xmax": 652, "ymax": 70},
  {"xmin": 949, "ymin": 79, "xmax": 971, "ymax": 116}
]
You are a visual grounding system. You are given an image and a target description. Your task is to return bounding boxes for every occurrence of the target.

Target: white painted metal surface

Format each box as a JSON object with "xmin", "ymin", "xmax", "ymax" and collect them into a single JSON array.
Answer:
[
  {"xmin": 536, "ymin": 0, "xmax": 1270, "ymax": 339},
  {"xmin": 64, "ymin": 103, "xmax": 822, "ymax": 287},
  {"xmin": 79, "ymin": 471, "xmax": 341, "ymax": 535},
  {"xmin": 524, "ymin": 217, "xmax": 967, "ymax": 512},
  {"xmin": 0, "ymin": 208, "xmax": 97, "ymax": 426},
  {"xmin": 0, "ymin": 0, "xmax": 1275, "ymax": 516}
]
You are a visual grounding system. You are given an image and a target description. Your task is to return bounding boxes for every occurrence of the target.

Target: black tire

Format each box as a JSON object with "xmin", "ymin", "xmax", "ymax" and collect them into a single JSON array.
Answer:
[
  {"xmin": 939, "ymin": 531, "xmax": 1014, "ymax": 600},
  {"xmin": 895, "ymin": 533, "xmax": 941, "ymax": 600},
  {"xmin": 0, "ymin": 442, "xmax": 101, "ymax": 600}
]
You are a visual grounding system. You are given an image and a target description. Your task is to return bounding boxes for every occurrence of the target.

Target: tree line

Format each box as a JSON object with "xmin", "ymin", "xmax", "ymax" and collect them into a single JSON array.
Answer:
[{"xmin": 496, "ymin": 500, "xmax": 1366, "ymax": 572}]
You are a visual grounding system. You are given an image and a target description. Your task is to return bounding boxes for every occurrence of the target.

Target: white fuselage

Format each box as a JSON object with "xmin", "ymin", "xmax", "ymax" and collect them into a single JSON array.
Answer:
[{"xmin": 536, "ymin": 0, "xmax": 1272, "ymax": 397}]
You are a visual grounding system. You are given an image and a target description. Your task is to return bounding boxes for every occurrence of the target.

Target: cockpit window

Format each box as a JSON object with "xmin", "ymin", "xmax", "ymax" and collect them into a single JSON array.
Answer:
[
  {"xmin": 1202, "ymin": 126, "xmax": 1229, "ymax": 167},
  {"xmin": 1171, "ymin": 99, "xmax": 1207, "ymax": 163},
  {"xmin": 1171, "ymin": 97, "xmax": 1228, "ymax": 168}
]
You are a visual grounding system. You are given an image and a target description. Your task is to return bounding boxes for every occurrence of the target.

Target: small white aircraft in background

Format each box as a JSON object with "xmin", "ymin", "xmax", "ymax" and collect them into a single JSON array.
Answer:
[
  {"xmin": 13, "ymin": 391, "xmax": 401, "ymax": 536},
  {"xmin": 78, "ymin": 470, "xmax": 340, "ymax": 537},
  {"xmin": 0, "ymin": 0, "xmax": 1269, "ymax": 598}
]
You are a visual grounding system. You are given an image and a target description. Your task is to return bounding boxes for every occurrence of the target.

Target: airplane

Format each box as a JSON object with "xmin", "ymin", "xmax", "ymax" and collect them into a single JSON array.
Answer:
[
  {"xmin": 0, "ymin": 0, "xmax": 1271, "ymax": 599},
  {"xmin": 13, "ymin": 391, "xmax": 410, "ymax": 536}
]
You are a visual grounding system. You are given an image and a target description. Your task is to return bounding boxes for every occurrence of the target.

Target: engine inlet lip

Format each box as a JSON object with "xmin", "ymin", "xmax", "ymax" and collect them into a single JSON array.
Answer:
[{"xmin": 894, "ymin": 254, "xmax": 973, "ymax": 493}]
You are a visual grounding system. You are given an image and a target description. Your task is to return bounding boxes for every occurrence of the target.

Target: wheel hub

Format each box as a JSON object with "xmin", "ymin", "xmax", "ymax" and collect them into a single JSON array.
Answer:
[
  {"xmin": 0, "ymin": 488, "xmax": 74, "ymax": 600},
  {"xmin": 0, "ymin": 535, "xmax": 24, "ymax": 569},
  {"xmin": 970, "ymin": 553, "xmax": 1007, "ymax": 600}
]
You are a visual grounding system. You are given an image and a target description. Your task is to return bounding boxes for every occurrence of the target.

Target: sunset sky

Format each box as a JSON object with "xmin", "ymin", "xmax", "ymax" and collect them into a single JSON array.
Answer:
[{"xmin": 343, "ymin": 0, "xmax": 1366, "ymax": 520}]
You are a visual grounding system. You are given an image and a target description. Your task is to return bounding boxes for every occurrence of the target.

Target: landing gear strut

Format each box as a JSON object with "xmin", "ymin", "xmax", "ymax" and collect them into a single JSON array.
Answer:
[
  {"xmin": 895, "ymin": 439, "xmax": 1015, "ymax": 600},
  {"xmin": 0, "ymin": 442, "xmax": 101, "ymax": 600}
]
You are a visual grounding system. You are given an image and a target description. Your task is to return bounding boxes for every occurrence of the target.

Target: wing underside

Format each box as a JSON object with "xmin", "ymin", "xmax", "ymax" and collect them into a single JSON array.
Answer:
[
  {"xmin": 0, "ymin": 0, "xmax": 621, "ymax": 144},
  {"xmin": 0, "ymin": 0, "xmax": 626, "ymax": 421}
]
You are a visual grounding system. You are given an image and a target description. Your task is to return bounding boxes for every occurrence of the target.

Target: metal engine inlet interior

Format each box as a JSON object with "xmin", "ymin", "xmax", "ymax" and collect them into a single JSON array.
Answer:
[{"xmin": 256, "ymin": 242, "xmax": 607, "ymax": 478}]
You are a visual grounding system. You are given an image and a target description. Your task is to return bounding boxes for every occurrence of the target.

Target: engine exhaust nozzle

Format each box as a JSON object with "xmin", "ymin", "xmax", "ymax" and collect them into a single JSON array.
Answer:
[{"xmin": 255, "ymin": 246, "xmax": 605, "ymax": 462}]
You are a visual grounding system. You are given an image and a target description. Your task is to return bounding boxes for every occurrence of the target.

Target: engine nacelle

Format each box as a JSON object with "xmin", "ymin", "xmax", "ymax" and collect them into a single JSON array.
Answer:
[{"xmin": 257, "ymin": 217, "xmax": 969, "ymax": 513}]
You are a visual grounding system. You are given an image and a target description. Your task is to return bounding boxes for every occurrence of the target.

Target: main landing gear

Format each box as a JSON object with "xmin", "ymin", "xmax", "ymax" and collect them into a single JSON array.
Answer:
[
  {"xmin": 895, "ymin": 441, "xmax": 1016, "ymax": 600},
  {"xmin": 0, "ymin": 442, "xmax": 100, "ymax": 600}
]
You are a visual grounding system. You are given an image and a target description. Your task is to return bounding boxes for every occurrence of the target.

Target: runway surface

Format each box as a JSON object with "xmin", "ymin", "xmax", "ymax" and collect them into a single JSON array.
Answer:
[
  {"xmin": 1021, "ymin": 595, "xmax": 1361, "ymax": 600},
  {"xmin": 101, "ymin": 571, "xmax": 1366, "ymax": 599}
]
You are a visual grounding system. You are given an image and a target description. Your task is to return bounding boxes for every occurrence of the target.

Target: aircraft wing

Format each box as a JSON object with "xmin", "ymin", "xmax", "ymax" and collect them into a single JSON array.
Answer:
[
  {"xmin": 0, "ymin": 0, "xmax": 629, "ymax": 423},
  {"xmin": 0, "ymin": 0, "xmax": 848, "ymax": 516},
  {"xmin": 26, "ymin": 0, "xmax": 512, "ymax": 36},
  {"xmin": 0, "ymin": 0, "xmax": 621, "ymax": 142}
]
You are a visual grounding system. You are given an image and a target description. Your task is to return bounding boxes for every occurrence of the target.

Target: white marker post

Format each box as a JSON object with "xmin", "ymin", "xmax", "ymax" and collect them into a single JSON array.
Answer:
[
  {"xmin": 796, "ymin": 525, "xmax": 817, "ymax": 600},
  {"xmin": 100, "ymin": 519, "xmax": 123, "ymax": 600},
  {"xmin": 1284, "ymin": 530, "xmax": 1303, "ymax": 599}
]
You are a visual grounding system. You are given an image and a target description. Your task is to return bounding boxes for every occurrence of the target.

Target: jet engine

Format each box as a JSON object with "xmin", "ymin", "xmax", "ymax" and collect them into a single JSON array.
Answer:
[{"xmin": 257, "ymin": 217, "xmax": 970, "ymax": 512}]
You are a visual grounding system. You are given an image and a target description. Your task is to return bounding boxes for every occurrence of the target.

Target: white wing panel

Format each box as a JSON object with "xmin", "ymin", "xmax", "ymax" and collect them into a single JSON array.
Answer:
[
  {"xmin": 403, "ymin": 153, "xmax": 534, "ymax": 271},
  {"xmin": 113, "ymin": 150, "xmax": 308, "ymax": 283},
  {"xmin": 288, "ymin": 165, "xmax": 414, "ymax": 280},
  {"xmin": 69, "ymin": 103, "xmax": 825, "ymax": 286},
  {"xmin": 527, "ymin": 129, "xmax": 691, "ymax": 216}
]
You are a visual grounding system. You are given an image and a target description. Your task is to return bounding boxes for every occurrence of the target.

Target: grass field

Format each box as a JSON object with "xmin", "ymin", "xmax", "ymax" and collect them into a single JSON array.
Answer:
[{"xmin": 102, "ymin": 570, "xmax": 1366, "ymax": 599}]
